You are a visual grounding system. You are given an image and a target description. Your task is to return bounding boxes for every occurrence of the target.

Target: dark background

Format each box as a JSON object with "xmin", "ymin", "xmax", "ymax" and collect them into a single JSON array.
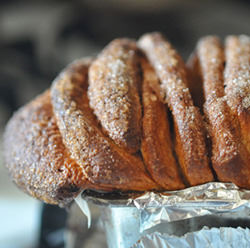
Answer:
[
  {"xmin": 0, "ymin": 0, "xmax": 250, "ymax": 247},
  {"xmin": 1, "ymin": 0, "xmax": 250, "ymax": 128}
]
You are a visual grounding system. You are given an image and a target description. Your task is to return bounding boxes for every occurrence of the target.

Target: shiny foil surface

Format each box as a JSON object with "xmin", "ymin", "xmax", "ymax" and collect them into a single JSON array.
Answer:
[
  {"xmin": 75, "ymin": 182, "xmax": 250, "ymax": 247},
  {"xmin": 134, "ymin": 227, "xmax": 250, "ymax": 247}
]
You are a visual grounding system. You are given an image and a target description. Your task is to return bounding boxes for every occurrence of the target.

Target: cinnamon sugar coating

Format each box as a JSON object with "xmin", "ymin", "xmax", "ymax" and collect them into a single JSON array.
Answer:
[
  {"xmin": 224, "ymin": 36, "xmax": 250, "ymax": 155},
  {"xmin": 195, "ymin": 36, "xmax": 250, "ymax": 188},
  {"xmin": 3, "ymin": 91, "xmax": 87, "ymax": 205},
  {"xmin": 88, "ymin": 39, "xmax": 142, "ymax": 153},
  {"xmin": 51, "ymin": 58, "xmax": 158, "ymax": 192},
  {"xmin": 141, "ymin": 58, "xmax": 185, "ymax": 190},
  {"xmin": 138, "ymin": 32, "xmax": 214, "ymax": 186},
  {"xmin": 4, "ymin": 33, "xmax": 250, "ymax": 204}
]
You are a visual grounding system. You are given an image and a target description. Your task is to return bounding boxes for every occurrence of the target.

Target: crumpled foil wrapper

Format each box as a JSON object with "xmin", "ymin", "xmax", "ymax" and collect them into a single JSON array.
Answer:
[
  {"xmin": 134, "ymin": 227, "xmax": 250, "ymax": 248},
  {"xmin": 75, "ymin": 182, "xmax": 250, "ymax": 247}
]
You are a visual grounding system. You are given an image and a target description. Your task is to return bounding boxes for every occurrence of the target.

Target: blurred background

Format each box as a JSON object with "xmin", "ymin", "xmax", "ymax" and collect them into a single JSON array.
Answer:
[{"xmin": 0, "ymin": 0, "xmax": 250, "ymax": 247}]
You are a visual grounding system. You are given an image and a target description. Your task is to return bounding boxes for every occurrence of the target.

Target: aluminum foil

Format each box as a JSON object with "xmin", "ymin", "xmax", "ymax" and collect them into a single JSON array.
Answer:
[
  {"xmin": 134, "ymin": 227, "xmax": 250, "ymax": 248},
  {"xmin": 74, "ymin": 182, "xmax": 250, "ymax": 247}
]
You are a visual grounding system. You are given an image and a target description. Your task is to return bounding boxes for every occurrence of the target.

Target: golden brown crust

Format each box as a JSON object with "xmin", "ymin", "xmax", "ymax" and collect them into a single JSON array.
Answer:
[
  {"xmin": 138, "ymin": 32, "xmax": 214, "ymax": 186},
  {"xmin": 141, "ymin": 58, "xmax": 185, "ymax": 190},
  {"xmin": 224, "ymin": 36, "xmax": 250, "ymax": 155},
  {"xmin": 88, "ymin": 39, "xmax": 142, "ymax": 153},
  {"xmin": 51, "ymin": 58, "xmax": 159, "ymax": 192},
  {"xmin": 4, "ymin": 33, "xmax": 250, "ymax": 205},
  {"xmin": 3, "ymin": 91, "xmax": 87, "ymax": 205},
  {"xmin": 195, "ymin": 36, "xmax": 250, "ymax": 188},
  {"xmin": 196, "ymin": 37, "xmax": 225, "ymax": 100}
]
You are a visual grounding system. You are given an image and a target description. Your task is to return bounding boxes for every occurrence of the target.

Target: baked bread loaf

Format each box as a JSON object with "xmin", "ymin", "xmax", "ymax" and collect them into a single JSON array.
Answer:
[
  {"xmin": 187, "ymin": 35, "xmax": 250, "ymax": 188},
  {"xmin": 3, "ymin": 32, "xmax": 250, "ymax": 205}
]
